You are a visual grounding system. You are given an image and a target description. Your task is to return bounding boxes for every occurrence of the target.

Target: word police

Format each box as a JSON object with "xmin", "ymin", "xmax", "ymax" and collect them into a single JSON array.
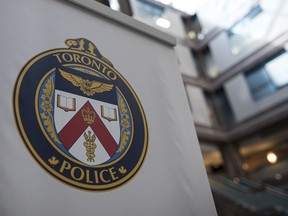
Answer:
[{"xmin": 60, "ymin": 160, "xmax": 119, "ymax": 184}]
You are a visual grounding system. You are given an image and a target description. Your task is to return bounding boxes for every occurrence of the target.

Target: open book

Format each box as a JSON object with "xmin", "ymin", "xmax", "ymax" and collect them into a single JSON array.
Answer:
[
  {"xmin": 101, "ymin": 105, "xmax": 117, "ymax": 122},
  {"xmin": 57, "ymin": 94, "xmax": 76, "ymax": 112}
]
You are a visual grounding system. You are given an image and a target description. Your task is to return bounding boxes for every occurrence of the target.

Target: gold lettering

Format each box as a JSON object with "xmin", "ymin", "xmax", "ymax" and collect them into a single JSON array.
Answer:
[
  {"xmin": 59, "ymin": 161, "xmax": 120, "ymax": 184},
  {"xmin": 94, "ymin": 170, "xmax": 99, "ymax": 184},
  {"xmin": 91, "ymin": 59, "xmax": 101, "ymax": 71},
  {"xmin": 109, "ymin": 167, "xmax": 118, "ymax": 181},
  {"xmin": 101, "ymin": 65, "xmax": 108, "ymax": 73},
  {"xmin": 86, "ymin": 170, "xmax": 93, "ymax": 183},
  {"xmin": 59, "ymin": 160, "xmax": 71, "ymax": 173},
  {"xmin": 99, "ymin": 169, "xmax": 110, "ymax": 183},
  {"xmin": 81, "ymin": 56, "xmax": 91, "ymax": 65},
  {"xmin": 53, "ymin": 54, "xmax": 62, "ymax": 63},
  {"xmin": 62, "ymin": 53, "xmax": 73, "ymax": 62},
  {"xmin": 71, "ymin": 166, "xmax": 85, "ymax": 181},
  {"xmin": 107, "ymin": 71, "xmax": 117, "ymax": 80},
  {"xmin": 73, "ymin": 54, "xmax": 82, "ymax": 63},
  {"xmin": 53, "ymin": 53, "xmax": 117, "ymax": 81}
]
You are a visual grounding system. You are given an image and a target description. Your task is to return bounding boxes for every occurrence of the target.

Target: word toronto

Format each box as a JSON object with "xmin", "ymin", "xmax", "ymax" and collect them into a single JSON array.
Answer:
[{"xmin": 53, "ymin": 52, "xmax": 117, "ymax": 80}]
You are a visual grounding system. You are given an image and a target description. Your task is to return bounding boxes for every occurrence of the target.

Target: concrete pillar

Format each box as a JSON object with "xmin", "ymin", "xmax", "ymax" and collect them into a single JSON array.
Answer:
[{"xmin": 219, "ymin": 143, "xmax": 245, "ymax": 177}]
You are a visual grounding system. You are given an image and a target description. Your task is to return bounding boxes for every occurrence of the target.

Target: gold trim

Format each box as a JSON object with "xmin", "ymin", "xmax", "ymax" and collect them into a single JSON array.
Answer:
[
  {"xmin": 14, "ymin": 48, "xmax": 148, "ymax": 191},
  {"xmin": 39, "ymin": 72, "xmax": 61, "ymax": 143},
  {"xmin": 117, "ymin": 96, "xmax": 130, "ymax": 153},
  {"xmin": 62, "ymin": 64, "xmax": 106, "ymax": 79}
]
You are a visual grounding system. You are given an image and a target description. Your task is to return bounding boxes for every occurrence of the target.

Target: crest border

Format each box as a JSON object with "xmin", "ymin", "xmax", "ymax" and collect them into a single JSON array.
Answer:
[{"xmin": 13, "ymin": 47, "xmax": 148, "ymax": 191}]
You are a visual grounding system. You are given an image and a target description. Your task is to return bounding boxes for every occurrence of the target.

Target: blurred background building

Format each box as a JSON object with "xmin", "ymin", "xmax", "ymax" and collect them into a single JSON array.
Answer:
[{"xmin": 97, "ymin": 0, "xmax": 288, "ymax": 214}]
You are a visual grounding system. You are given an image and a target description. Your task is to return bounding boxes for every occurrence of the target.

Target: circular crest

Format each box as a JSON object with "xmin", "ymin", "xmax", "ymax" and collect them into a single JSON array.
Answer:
[{"xmin": 13, "ymin": 38, "xmax": 148, "ymax": 191}]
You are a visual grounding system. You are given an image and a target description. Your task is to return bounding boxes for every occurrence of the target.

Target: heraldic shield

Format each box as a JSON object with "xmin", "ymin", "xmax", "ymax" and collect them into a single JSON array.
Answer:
[{"xmin": 53, "ymin": 67, "xmax": 120, "ymax": 166}]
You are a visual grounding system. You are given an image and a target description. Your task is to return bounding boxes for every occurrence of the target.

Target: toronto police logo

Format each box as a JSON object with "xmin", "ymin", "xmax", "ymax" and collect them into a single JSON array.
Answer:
[{"xmin": 13, "ymin": 38, "xmax": 148, "ymax": 191}]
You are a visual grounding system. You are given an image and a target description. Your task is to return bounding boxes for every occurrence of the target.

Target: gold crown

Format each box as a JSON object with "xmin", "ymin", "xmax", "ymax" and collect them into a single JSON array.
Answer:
[{"xmin": 81, "ymin": 108, "xmax": 96, "ymax": 125}]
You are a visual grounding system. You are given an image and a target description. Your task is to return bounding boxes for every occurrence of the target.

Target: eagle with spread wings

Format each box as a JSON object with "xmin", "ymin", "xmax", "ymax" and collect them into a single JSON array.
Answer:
[{"xmin": 59, "ymin": 68, "xmax": 114, "ymax": 96}]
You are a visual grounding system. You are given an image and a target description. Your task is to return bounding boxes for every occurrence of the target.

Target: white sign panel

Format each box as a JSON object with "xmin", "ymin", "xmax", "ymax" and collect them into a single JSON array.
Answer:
[{"xmin": 0, "ymin": 0, "xmax": 217, "ymax": 215}]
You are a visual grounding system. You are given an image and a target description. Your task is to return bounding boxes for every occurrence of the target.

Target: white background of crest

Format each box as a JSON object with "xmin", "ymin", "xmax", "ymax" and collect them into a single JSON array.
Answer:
[{"xmin": 0, "ymin": 1, "xmax": 217, "ymax": 216}]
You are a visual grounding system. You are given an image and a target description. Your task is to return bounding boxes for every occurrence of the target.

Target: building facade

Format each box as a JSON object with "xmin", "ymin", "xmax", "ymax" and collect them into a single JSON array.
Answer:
[{"xmin": 104, "ymin": 0, "xmax": 288, "ymax": 212}]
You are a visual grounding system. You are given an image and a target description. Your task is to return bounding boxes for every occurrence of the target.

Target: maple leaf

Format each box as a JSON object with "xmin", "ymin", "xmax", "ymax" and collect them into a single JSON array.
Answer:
[
  {"xmin": 48, "ymin": 156, "xmax": 59, "ymax": 167},
  {"xmin": 118, "ymin": 166, "xmax": 127, "ymax": 175}
]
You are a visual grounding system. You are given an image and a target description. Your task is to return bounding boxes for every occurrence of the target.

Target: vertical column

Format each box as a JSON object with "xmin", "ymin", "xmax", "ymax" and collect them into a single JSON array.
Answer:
[
  {"xmin": 219, "ymin": 143, "xmax": 245, "ymax": 177},
  {"xmin": 118, "ymin": 0, "xmax": 133, "ymax": 16}
]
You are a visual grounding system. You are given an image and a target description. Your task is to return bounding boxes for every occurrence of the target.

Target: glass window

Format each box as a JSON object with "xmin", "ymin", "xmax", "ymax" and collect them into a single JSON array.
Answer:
[
  {"xmin": 155, "ymin": 0, "xmax": 207, "ymax": 15},
  {"xmin": 227, "ymin": 0, "xmax": 288, "ymax": 55},
  {"xmin": 265, "ymin": 52, "xmax": 288, "ymax": 88},
  {"xmin": 245, "ymin": 50, "xmax": 288, "ymax": 100},
  {"xmin": 245, "ymin": 67, "xmax": 276, "ymax": 100},
  {"xmin": 136, "ymin": 0, "xmax": 164, "ymax": 18},
  {"xmin": 227, "ymin": 4, "xmax": 272, "ymax": 54}
]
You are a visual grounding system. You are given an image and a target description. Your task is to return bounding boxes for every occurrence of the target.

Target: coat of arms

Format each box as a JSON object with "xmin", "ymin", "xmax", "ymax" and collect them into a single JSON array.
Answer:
[{"xmin": 14, "ymin": 38, "xmax": 148, "ymax": 191}]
